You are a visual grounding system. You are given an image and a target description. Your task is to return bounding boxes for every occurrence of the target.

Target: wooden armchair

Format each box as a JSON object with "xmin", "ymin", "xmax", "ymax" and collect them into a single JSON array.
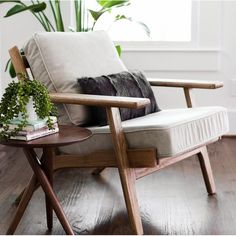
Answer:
[{"xmin": 8, "ymin": 31, "xmax": 228, "ymax": 235}]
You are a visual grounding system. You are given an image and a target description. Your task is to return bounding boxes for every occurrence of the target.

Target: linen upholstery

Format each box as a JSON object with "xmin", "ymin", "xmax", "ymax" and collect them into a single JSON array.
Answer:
[
  {"xmin": 59, "ymin": 106, "xmax": 229, "ymax": 158},
  {"xmin": 24, "ymin": 31, "xmax": 127, "ymax": 125},
  {"xmin": 78, "ymin": 70, "xmax": 160, "ymax": 126},
  {"xmin": 23, "ymin": 31, "xmax": 229, "ymax": 159}
]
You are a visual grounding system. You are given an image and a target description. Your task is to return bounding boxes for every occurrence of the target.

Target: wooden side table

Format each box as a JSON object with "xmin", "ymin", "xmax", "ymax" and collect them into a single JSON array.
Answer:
[{"xmin": 1, "ymin": 125, "xmax": 92, "ymax": 235}]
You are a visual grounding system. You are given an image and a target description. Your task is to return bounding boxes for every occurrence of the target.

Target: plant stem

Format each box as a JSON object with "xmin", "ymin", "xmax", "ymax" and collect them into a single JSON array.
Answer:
[
  {"xmin": 91, "ymin": 20, "xmax": 97, "ymax": 31},
  {"xmin": 18, "ymin": 1, "xmax": 48, "ymax": 31},
  {"xmin": 82, "ymin": 0, "xmax": 85, "ymax": 31},
  {"xmin": 36, "ymin": 0, "xmax": 55, "ymax": 31},
  {"xmin": 42, "ymin": 11, "xmax": 56, "ymax": 31},
  {"xmin": 30, "ymin": 0, "xmax": 49, "ymax": 31},
  {"xmin": 74, "ymin": 0, "xmax": 81, "ymax": 32},
  {"xmin": 38, "ymin": 11, "xmax": 50, "ymax": 31},
  {"xmin": 49, "ymin": 0, "xmax": 58, "ymax": 30},
  {"xmin": 54, "ymin": 0, "xmax": 65, "ymax": 31},
  {"xmin": 23, "ymin": 0, "xmax": 48, "ymax": 31}
]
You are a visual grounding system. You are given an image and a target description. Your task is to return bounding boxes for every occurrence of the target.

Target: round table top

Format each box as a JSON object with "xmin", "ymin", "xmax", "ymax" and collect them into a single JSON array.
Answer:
[{"xmin": 0, "ymin": 125, "xmax": 92, "ymax": 148}]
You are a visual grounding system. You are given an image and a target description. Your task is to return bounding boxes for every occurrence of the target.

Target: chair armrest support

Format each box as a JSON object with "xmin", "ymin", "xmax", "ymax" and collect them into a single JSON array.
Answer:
[
  {"xmin": 147, "ymin": 78, "xmax": 223, "ymax": 89},
  {"xmin": 49, "ymin": 93, "xmax": 150, "ymax": 109}
]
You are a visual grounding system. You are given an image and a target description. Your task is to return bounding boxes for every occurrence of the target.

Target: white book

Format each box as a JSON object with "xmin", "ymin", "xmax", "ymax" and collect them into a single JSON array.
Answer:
[
  {"xmin": 8, "ymin": 116, "xmax": 57, "ymax": 132},
  {"xmin": 10, "ymin": 127, "xmax": 59, "ymax": 141},
  {"xmin": 17, "ymin": 123, "xmax": 58, "ymax": 135}
]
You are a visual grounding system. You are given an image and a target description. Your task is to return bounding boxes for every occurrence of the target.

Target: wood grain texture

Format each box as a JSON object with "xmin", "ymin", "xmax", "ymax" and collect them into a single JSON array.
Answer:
[
  {"xmin": 23, "ymin": 148, "xmax": 74, "ymax": 235},
  {"xmin": 2, "ymin": 138, "xmax": 236, "ymax": 235},
  {"xmin": 54, "ymin": 149, "xmax": 157, "ymax": 169},
  {"xmin": 6, "ymin": 175, "xmax": 37, "ymax": 234},
  {"xmin": 197, "ymin": 146, "xmax": 216, "ymax": 195},
  {"xmin": 49, "ymin": 93, "xmax": 150, "ymax": 109},
  {"xmin": 147, "ymin": 78, "xmax": 223, "ymax": 89},
  {"xmin": 8, "ymin": 46, "xmax": 27, "ymax": 80},
  {"xmin": 106, "ymin": 107, "xmax": 143, "ymax": 235},
  {"xmin": 135, "ymin": 145, "xmax": 210, "ymax": 179},
  {"xmin": 42, "ymin": 149, "xmax": 55, "ymax": 230},
  {"xmin": 184, "ymin": 88, "xmax": 195, "ymax": 108},
  {"xmin": 6, "ymin": 45, "xmax": 220, "ymax": 235}
]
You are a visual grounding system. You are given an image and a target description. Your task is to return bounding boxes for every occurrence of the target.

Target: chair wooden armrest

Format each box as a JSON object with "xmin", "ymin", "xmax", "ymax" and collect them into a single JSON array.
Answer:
[
  {"xmin": 147, "ymin": 78, "xmax": 223, "ymax": 89},
  {"xmin": 49, "ymin": 93, "xmax": 150, "ymax": 109},
  {"xmin": 147, "ymin": 78, "xmax": 223, "ymax": 108}
]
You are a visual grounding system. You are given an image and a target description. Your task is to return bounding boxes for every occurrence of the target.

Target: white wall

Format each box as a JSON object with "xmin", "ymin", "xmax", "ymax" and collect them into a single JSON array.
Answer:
[
  {"xmin": 0, "ymin": 1, "xmax": 236, "ymax": 133},
  {"xmin": 121, "ymin": 1, "xmax": 236, "ymax": 134},
  {"xmin": 0, "ymin": 3, "xmax": 42, "ymax": 91},
  {"xmin": 0, "ymin": 1, "xmax": 71, "ymax": 90},
  {"xmin": 220, "ymin": 1, "xmax": 236, "ymax": 134}
]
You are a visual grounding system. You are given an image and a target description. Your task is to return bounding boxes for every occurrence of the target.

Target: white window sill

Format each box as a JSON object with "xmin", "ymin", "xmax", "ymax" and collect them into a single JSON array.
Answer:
[
  {"xmin": 121, "ymin": 47, "xmax": 220, "ymax": 52},
  {"xmin": 120, "ymin": 47, "xmax": 220, "ymax": 72}
]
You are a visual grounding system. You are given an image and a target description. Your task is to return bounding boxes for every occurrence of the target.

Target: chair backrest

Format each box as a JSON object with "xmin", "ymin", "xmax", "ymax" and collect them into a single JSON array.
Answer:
[{"xmin": 23, "ymin": 31, "xmax": 127, "ymax": 125}]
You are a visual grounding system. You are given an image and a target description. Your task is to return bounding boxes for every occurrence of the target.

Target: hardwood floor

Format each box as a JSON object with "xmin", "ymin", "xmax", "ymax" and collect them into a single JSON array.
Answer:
[{"xmin": 1, "ymin": 138, "xmax": 236, "ymax": 234}]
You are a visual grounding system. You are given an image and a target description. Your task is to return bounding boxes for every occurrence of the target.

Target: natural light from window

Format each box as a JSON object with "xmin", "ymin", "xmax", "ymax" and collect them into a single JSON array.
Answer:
[{"xmin": 88, "ymin": 0, "xmax": 192, "ymax": 42}]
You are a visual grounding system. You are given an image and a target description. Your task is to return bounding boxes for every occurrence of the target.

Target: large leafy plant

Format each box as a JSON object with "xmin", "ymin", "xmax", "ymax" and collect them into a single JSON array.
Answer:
[{"xmin": 2, "ymin": 0, "xmax": 150, "ymax": 77}]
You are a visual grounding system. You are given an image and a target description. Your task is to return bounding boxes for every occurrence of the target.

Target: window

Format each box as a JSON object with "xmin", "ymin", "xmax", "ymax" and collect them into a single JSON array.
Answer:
[{"xmin": 89, "ymin": 0, "xmax": 193, "ymax": 42}]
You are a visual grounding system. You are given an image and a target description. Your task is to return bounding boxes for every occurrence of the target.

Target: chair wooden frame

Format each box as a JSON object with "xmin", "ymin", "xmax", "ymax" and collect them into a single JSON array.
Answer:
[{"xmin": 9, "ymin": 46, "xmax": 223, "ymax": 235}]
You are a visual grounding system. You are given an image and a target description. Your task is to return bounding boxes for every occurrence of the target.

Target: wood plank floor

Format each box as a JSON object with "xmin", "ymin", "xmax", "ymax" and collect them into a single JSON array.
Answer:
[{"xmin": 1, "ymin": 138, "xmax": 236, "ymax": 234}]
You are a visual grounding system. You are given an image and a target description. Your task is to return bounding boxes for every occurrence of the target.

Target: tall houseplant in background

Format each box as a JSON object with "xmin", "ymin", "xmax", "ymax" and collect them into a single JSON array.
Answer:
[{"xmin": 1, "ymin": 0, "xmax": 150, "ymax": 77}]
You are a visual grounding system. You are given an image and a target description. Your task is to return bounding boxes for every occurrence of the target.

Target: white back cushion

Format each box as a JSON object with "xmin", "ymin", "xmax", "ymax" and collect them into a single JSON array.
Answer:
[{"xmin": 24, "ymin": 31, "xmax": 127, "ymax": 125}]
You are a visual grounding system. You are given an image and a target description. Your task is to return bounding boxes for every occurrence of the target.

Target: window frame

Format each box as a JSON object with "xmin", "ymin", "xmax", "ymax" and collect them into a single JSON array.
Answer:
[{"xmin": 113, "ymin": 0, "xmax": 199, "ymax": 51}]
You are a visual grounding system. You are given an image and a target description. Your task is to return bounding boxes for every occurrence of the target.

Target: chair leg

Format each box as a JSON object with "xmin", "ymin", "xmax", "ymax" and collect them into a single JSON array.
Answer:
[
  {"xmin": 106, "ymin": 107, "xmax": 143, "ymax": 235},
  {"xmin": 118, "ymin": 167, "xmax": 143, "ymax": 235},
  {"xmin": 197, "ymin": 146, "xmax": 216, "ymax": 195}
]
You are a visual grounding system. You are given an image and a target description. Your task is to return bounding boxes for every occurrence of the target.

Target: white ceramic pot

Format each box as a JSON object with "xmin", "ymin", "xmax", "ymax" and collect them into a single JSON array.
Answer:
[{"xmin": 26, "ymin": 97, "xmax": 38, "ymax": 122}]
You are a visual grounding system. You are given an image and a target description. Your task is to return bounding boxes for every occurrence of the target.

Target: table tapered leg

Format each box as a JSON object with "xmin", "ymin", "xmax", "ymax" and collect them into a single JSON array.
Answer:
[
  {"xmin": 6, "ymin": 175, "xmax": 38, "ymax": 235},
  {"xmin": 42, "ymin": 149, "xmax": 54, "ymax": 230},
  {"xmin": 23, "ymin": 148, "xmax": 74, "ymax": 235}
]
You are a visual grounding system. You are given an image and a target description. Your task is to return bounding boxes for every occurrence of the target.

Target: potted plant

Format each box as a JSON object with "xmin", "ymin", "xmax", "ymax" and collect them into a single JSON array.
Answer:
[
  {"xmin": 1, "ymin": 0, "xmax": 150, "ymax": 77},
  {"xmin": 0, "ymin": 73, "xmax": 57, "ymax": 140}
]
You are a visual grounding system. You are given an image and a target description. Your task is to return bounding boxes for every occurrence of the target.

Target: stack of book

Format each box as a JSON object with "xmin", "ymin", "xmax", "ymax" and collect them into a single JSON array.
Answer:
[{"xmin": 8, "ymin": 116, "xmax": 59, "ymax": 141}]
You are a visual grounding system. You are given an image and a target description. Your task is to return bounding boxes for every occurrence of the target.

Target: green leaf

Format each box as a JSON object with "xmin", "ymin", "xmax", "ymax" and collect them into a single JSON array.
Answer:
[
  {"xmin": 115, "ymin": 45, "xmax": 122, "ymax": 57},
  {"xmin": 4, "ymin": 59, "xmax": 11, "ymax": 72},
  {"xmin": 115, "ymin": 14, "xmax": 129, "ymax": 21},
  {"xmin": 4, "ymin": 59, "xmax": 16, "ymax": 78},
  {"xmin": 54, "ymin": 0, "xmax": 65, "ymax": 31},
  {"xmin": 74, "ymin": 0, "xmax": 88, "ymax": 32},
  {"xmin": 4, "ymin": 2, "xmax": 47, "ymax": 17},
  {"xmin": 97, "ymin": 0, "xmax": 130, "ymax": 9},
  {"xmin": 136, "ymin": 21, "xmax": 151, "ymax": 37},
  {"xmin": 9, "ymin": 61, "xmax": 16, "ymax": 78},
  {"xmin": 115, "ymin": 15, "xmax": 151, "ymax": 37},
  {"xmin": 74, "ymin": 0, "xmax": 82, "ymax": 31},
  {"xmin": 88, "ymin": 9, "xmax": 105, "ymax": 21}
]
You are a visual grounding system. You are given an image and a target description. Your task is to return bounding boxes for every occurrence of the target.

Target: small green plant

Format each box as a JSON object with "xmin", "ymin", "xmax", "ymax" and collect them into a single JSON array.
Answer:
[{"xmin": 0, "ymin": 73, "xmax": 57, "ymax": 140}]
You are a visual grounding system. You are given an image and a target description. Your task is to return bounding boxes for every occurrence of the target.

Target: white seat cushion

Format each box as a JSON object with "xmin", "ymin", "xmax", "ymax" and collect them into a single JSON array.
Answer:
[
  {"xmin": 59, "ymin": 106, "xmax": 229, "ymax": 158},
  {"xmin": 24, "ymin": 31, "xmax": 127, "ymax": 125}
]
